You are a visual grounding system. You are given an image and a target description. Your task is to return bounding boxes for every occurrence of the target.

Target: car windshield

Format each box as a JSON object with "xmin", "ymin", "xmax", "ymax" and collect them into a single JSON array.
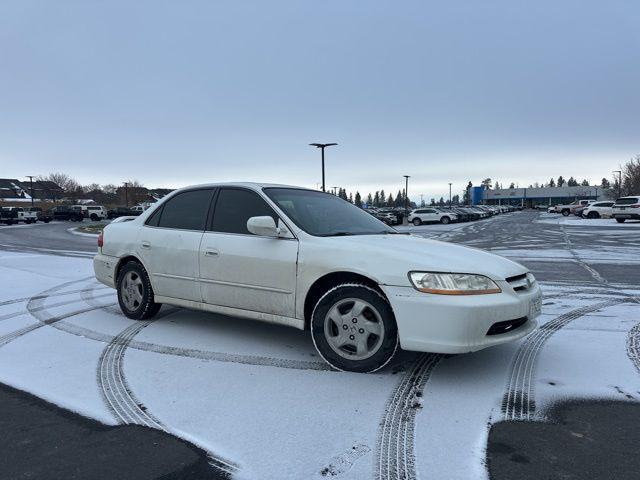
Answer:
[{"xmin": 264, "ymin": 188, "xmax": 397, "ymax": 236}]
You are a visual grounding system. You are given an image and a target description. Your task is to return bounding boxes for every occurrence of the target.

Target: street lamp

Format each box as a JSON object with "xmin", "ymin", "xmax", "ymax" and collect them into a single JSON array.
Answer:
[
  {"xmin": 403, "ymin": 175, "xmax": 410, "ymax": 218},
  {"xmin": 309, "ymin": 143, "xmax": 338, "ymax": 192},
  {"xmin": 25, "ymin": 175, "xmax": 35, "ymax": 208},
  {"xmin": 124, "ymin": 182, "xmax": 130, "ymax": 207},
  {"xmin": 448, "ymin": 182, "xmax": 452, "ymax": 209},
  {"xmin": 613, "ymin": 170, "xmax": 622, "ymax": 199}
]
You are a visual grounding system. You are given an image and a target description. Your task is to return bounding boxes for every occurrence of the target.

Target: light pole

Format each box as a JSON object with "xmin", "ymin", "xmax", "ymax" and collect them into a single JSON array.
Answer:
[
  {"xmin": 613, "ymin": 170, "xmax": 622, "ymax": 198},
  {"xmin": 309, "ymin": 143, "xmax": 338, "ymax": 192},
  {"xmin": 124, "ymin": 182, "xmax": 130, "ymax": 207},
  {"xmin": 448, "ymin": 182, "xmax": 452, "ymax": 209},
  {"xmin": 25, "ymin": 175, "xmax": 35, "ymax": 208},
  {"xmin": 403, "ymin": 175, "xmax": 410, "ymax": 218}
]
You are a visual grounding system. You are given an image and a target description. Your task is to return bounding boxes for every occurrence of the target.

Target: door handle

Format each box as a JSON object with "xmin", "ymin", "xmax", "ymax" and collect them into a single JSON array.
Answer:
[
  {"xmin": 204, "ymin": 249, "xmax": 219, "ymax": 257},
  {"xmin": 141, "ymin": 241, "xmax": 151, "ymax": 249}
]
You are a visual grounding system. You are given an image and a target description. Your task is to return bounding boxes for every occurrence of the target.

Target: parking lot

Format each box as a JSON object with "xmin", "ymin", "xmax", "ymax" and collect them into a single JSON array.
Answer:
[{"xmin": 1, "ymin": 211, "xmax": 639, "ymax": 479}]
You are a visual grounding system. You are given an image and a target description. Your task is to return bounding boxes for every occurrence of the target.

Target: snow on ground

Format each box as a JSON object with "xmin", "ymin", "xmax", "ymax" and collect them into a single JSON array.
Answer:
[
  {"xmin": 1, "ymin": 229, "xmax": 639, "ymax": 479},
  {"xmin": 535, "ymin": 213, "xmax": 640, "ymax": 227}
]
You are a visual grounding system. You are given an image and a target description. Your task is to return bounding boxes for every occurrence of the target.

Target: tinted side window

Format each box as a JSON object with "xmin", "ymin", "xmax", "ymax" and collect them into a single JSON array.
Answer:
[
  {"xmin": 146, "ymin": 205, "xmax": 163, "ymax": 227},
  {"xmin": 210, "ymin": 188, "xmax": 277, "ymax": 235},
  {"xmin": 157, "ymin": 189, "xmax": 213, "ymax": 230}
]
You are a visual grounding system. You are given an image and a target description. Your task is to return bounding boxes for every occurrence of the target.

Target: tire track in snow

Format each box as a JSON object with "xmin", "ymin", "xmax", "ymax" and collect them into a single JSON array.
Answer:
[
  {"xmin": 0, "ymin": 277, "xmax": 115, "ymax": 348},
  {"xmin": 627, "ymin": 322, "xmax": 640, "ymax": 375},
  {"xmin": 97, "ymin": 318, "xmax": 239, "ymax": 478},
  {"xmin": 0, "ymin": 285, "xmax": 109, "ymax": 307},
  {"xmin": 502, "ymin": 298, "xmax": 625, "ymax": 420},
  {"xmin": 376, "ymin": 353, "xmax": 441, "ymax": 480}
]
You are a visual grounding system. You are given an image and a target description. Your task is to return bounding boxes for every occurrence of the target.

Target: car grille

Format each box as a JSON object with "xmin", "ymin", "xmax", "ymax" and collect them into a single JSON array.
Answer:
[
  {"xmin": 505, "ymin": 273, "xmax": 532, "ymax": 293},
  {"xmin": 486, "ymin": 316, "xmax": 528, "ymax": 336}
]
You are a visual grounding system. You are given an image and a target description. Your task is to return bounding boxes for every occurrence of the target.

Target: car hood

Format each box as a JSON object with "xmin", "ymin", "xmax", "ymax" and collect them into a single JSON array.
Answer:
[{"xmin": 312, "ymin": 233, "xmax": 528, "ymax": 285}]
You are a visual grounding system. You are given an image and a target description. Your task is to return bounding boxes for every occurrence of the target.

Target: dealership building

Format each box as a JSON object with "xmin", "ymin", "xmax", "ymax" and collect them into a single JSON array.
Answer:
[{"xmin": 472, "ymin": 185, "xmax": 613, "ymax": 208}]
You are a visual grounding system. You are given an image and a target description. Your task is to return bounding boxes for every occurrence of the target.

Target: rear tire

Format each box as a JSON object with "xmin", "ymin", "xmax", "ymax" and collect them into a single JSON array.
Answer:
[
  {"xmin": 616, "ymin": 218, "xmax": 626, "ymax": 223},
  {"xmin": 90, "ymin": 213, "xmax": 98, "ymax": 221},
  {"xmin": 412, "ymin": 218, "xmax": 422, "ymax": 226},
  {"xmin": 562, "ymin": 210, "xmax": 570, "ymax": 216},
  {"xmin": 311, "ymin": 284, "xmax": 398, "ymax": 373},
  {"xmin": 587, "ymin": 211, "xmax": 599, "ymax": 219},
  {"xmin": 117, "ymin": 261, "xmax": 161, "ymax": 320},
  {"xmin": 440, "ymin": 216, "xmax": 450, "ymax": 224}
]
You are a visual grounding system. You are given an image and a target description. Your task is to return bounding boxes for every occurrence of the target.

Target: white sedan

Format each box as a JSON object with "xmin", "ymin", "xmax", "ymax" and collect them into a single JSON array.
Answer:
[{"xmin": 94, "ymin": 183, "xmax": 541, "ymax": 372}]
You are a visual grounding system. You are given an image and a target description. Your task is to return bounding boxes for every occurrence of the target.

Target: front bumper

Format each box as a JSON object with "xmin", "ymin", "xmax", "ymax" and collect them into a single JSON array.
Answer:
[
  {"xmin": 380, "ymin": 281, "xmax": 541, "ymax": 354},
  {"xmin": 612, "ymin": 211, "xmax": 640, "ymax": 220}
]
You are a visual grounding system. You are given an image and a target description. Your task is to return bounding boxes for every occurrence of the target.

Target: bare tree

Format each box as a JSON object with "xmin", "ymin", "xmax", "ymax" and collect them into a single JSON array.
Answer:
[
  {"xmin": 37, "ymin": 172, "xmax": 80, "ymax": 192},
  {"xmin": 621, "ymin": 155, "xmax": 640, "ymax": 196}
]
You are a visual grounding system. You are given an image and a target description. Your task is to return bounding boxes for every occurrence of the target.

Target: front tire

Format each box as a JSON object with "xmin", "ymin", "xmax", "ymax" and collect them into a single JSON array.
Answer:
[
  {"xmin": 412, "ymin": 218, "xmax": 422, "ymax": 226},
  {"xmin": 562, "ymin": 209, "xmax": 570, "ymax": 216},
  {"xmin": 311, "ymin": 284, "xmax": 398, "ymax": 373},
  {"xmin": 616, "ymin": 218, "xmax": 626, "ymax": 223},
  {"xmin": 587, "ymin": 211, "xmax": 599, "ymax": 219},
  {"xmin": 117, "ymin": 261, "xmax": 161, "ymax": 320}
]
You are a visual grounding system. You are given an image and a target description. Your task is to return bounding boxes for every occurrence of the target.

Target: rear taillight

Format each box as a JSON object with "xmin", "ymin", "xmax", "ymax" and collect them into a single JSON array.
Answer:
[
  {"xmin": 631, "ymin": 204, "xmax": 640, "ymax": 208},
  {"xmin": 97, "ymin": 231, "xmax": 104, "ymax": 248}
]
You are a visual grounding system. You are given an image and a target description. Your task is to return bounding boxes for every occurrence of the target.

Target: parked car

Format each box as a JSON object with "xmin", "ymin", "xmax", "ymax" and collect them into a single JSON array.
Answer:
[
  {"xmin": 94, "ymin": 183, "xmax": 541, "ymax": 372},
  {"xmin": 26, "ymin": 207, "xmax": 52, "ymax": 223},
  {"xmin": 107, "ymin": 207, "xmax": 138, "ymax": 219},
  {"xmin": 407, "ymin": 208, "xmax": 457, "ymax": 226},
  {"xmin": 0, "ymin": 207, "xmax": 18, "ymax": 225},
  {"xmin": 130, "ymin": 205, "xmax": 146, "ymax": 214},
  {"xmin": 581, "ymin": 201, "xmax": 615, "ymax": 219},
  {"xmin": 450, "ymin": 207, "xmax": 472, "ymax": 222},
  {"xmin": 571, "ymin": 200, "xmax": 597, "ymax": 217},
  {"xmin": 85, "ymin": 205, "xmax": 108, "ymax": 221},
  {"xmin": 612, "ymin": 196, "xmax": 640, "ymax": 223},
  {"xmin": 376, "ymin": 208, "xmax": 400, "ymax": 225},
  {"xmin": 1, "ymin": 207, "xmax": 38, "ymax": 224},
  {"xmin": 554, "ymin": 199, "xmax": 593, "ymax": 216},
  {"xmin": 51, "ymin": 206, "xmax": 84, "ymax": 222}
]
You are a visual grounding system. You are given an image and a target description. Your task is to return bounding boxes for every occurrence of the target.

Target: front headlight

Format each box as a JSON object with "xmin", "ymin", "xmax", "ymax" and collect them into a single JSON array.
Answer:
[{"xmin": 408, "ymin": 271, "xmax": 502, "ymax": 295}]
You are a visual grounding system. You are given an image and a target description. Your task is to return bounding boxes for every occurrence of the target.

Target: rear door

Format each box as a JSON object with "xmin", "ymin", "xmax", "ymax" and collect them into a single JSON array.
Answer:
[
  {"xmin": 138, "ymin": 188, "xmax": 214, "ymax": 302},
  {"xmin": 199, "ymin": 187, "xmax": 298, "ymax": 317}
]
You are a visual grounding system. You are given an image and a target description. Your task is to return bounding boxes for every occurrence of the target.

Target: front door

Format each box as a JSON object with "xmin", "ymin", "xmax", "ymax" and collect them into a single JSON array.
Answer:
[{"xmin": 199, "ymin": 187, "xmax": 298, "ymax": 318}]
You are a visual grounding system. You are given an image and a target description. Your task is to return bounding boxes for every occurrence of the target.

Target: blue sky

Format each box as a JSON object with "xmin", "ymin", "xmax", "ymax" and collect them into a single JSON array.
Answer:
[{"xmin": 1, "ymin": 1, "xmax": 638, "ymax": 200}]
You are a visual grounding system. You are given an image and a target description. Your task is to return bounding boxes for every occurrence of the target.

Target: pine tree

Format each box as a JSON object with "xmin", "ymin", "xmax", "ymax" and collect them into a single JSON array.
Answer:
[
  {"xmin": 348, "ymin": 192, "xmax": 353, "ymax": 203},
  {"xmin": 373, "ymin": 191, "xmax": 380, "ymax": 207},
  {"xmin": 366, "ymin": 193, "xmax": 373, "ymax": 206},
  {"xmin": 567, "ymin": 177, "xmax": 578, "ymax": 187},
  {"xmin": 580, "ymin": 179, "xmax": 589, "ymax": 186},
  {"xmin": 379, "ymin": 189, "xmax": 385, "ymax": 207},
  {"xmin": 548, "ymin": 178, "xmax": 556, "ymax": 187},
  {"xmin": 601, "ymin": 178, "xmax": 610, "ymax": 189},
  {"xmin": 387, "ymin": 193, "xmax": 393, "ymax": 206},
  {"xmin": 557, "ymin": 176, "xmax": 565, "ymax": 187},
  {"xmin": 355, "ymin": 192, "xmax": 362, "ymax": 207}
]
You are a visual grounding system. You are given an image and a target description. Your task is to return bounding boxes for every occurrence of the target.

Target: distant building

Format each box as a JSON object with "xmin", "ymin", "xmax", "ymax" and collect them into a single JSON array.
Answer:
[
  {"xmin": 0, "ymin": 178, "xmax": 64, "ymax": 202},
  {"xmin": 481, "ymin": 185, "xmax": 611, "ymax": 208}
]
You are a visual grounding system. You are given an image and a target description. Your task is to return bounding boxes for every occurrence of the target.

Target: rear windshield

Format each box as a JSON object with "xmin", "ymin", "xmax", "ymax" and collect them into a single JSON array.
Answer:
[{"xmin": 616, "ymin": 197, "xmax": 640, "ymax": 205}]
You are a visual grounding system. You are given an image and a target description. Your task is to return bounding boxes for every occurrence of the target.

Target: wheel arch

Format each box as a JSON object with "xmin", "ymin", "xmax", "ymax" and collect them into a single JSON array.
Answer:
[
  {"xmin": 115, "ymin": 254, "xmax": 150, "ymax": 284},
  {"xmin": 303, "ymin": 271, "xmax": 389, "ymax": 330}
]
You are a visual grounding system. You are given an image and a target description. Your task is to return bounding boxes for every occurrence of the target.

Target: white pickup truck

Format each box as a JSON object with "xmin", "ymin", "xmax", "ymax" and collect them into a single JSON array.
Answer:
[{"xmin": 1, "ymin": 207, "xmax": 38, "ymax": 224}]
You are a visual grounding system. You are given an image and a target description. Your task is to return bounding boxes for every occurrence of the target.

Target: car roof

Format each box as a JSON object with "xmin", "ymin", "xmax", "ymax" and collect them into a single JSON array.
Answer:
[{"xmin": 180, "ymin": 182, "xmax": 312, "ymax": 192}]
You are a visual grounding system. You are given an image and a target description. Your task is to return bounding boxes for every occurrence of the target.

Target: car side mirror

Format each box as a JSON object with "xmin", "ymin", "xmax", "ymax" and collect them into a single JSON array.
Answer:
[{"xmin": 245, "ymin": 216, "xmax": 282, "ymax": 237}]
